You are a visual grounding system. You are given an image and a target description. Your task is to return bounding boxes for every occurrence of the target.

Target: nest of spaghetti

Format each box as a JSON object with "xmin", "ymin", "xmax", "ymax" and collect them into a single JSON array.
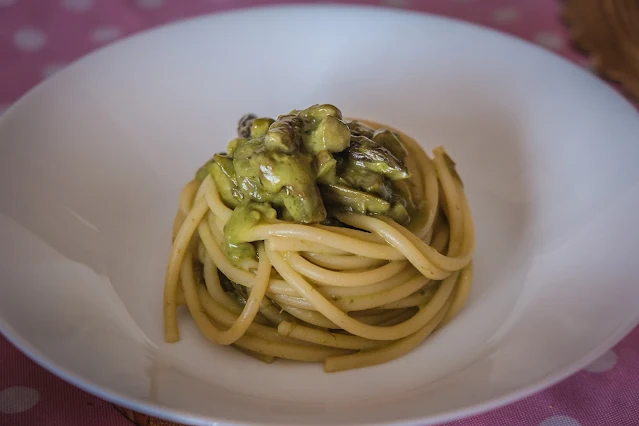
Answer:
[{"xmin": 164, "ymin": 104, "xmax": 475, "ymax": 372}]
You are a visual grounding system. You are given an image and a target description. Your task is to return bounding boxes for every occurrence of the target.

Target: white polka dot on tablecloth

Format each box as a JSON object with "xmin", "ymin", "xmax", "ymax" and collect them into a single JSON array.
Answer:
[
  {"xmin": 534, "ymin": 31, "xmax": 565, "ymax": 50},
  {"xmin": 61, "ymin": 0, "xmax": 93, "ymax": 12},
  {"xmin": 539, "ymin": 415, "xmax": 581, "ymax": 426},
  {"xmin": 0, "ymin": 386, "xmax": 40, "ymax": 414},
  {"xmin": 135, "ymin": 0, "xmax": 165, "ymax": 9},
  {"xmin": 90, "ymin": 25, "xmax": 122, "ymax": 43},
  {"xmin": 13, "ymin": 27, "xmax": 47, "ymax": 52},
  {"xmin": 381, "ymin": 0, "xmax": 410, "ymax": 7},
  {"xmin": 585, "ymin": 349, "xmax": 618, "ymax": 373},
  {"xmin": 492, "ymin": 7, "xmax": 521, "ymax": 24},
  {"xmin": 42, "ymin": 63, "xmax": 65, "ymax": 78},
  {"xmin": 0, "ymin": 0, "xmax": 17, "ymax": 7}
]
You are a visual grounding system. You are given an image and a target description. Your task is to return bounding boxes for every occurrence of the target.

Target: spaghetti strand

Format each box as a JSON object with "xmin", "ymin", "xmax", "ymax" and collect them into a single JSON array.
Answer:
[{"xmin": 162, "ymin": 116, "xmax": 475, "ymax": 372}]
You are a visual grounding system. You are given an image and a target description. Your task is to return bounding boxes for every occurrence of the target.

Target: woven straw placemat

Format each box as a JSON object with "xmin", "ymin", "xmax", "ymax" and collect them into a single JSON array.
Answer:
[
  {"xmin": 563, "ymin": 0, "xmax": 639, "ymax": 100},
  {"xmin": 115, "ymin": 406, "xmax": 176, "ymax": 426}
]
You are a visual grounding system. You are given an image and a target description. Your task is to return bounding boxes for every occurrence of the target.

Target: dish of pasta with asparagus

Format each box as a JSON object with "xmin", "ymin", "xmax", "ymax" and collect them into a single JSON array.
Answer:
[{"xmin": 163, "ymin": 104, "xmax": 475, "ymax": 372}]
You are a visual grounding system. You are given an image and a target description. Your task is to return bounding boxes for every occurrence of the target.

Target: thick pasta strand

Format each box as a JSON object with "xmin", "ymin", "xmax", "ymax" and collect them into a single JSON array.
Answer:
[
  {"xmin": 246, "ymin": 224, "xmax": 405, "ymax": 260},
  {"xmin": 376, "ymin": 307, "xmax": 419, "ymax": 327},
  {"xmin": 338, "ymin": 211, "xmax": 473, "ymax": 272},
  {"xmin": 336, "ymin": 213, "xmax": 452, "ymax": 279},
  {"xmin": 324, "ymin": 301, "xmax": 451, "ymax": 372},
  {"xmin": 267, "ymin": 246, "xmax": 459, "ymax": 341},
  {"xmin": 286, "ymin": 253, "xmax": 408, "ymax": 287},
  {"xmin": 267, "ymin": 237, "xmax": 349, "ymax": 255},
  {"xmin": 350, "ymin": 309, "xmax": 408, "ymax": 325},
  {"xmin": 164, "ymin": 184, "xmax": 211, "ymax": 342},
  {"xmin": 196, "ymin": 286, "xmax": 317, "ymax": 348},
  {"xmin": 432, "ymin": 147, "xmax": 465, "ymax": 256},
  {"xmin": 442, "ymin": 262, "xmax": 474, "ymax": 325},
  {"xmin": 329, "ymin": 274, "xmax": 431, "ymax": 312},
  {"xmin": 318, "ymin": 267, "xmax": 420, "ymax": 298},
  {"xmin": 302, "ymin": 253, "xmax": 387, "ymax": 271},
  {"xmin": 277, "ymin": 321, "xmax": 385, "ymax": 350},
  {"xmin": 355, "ymin": 118, "xmax": 439, "ymax": 240},
  {"xmin": 202, "ymin": 254, "xmax": 242, "ymax": 314},
  {"xmin": 204, "ymin": 180, "xmax": 232, "ymax": 223},
  {"xmin": 312, "ymin": 224, "xmax": 386, "ymax": 244},
  {"xmin": 179, "ymin": 179, "xmax": 201, "ymax": 216},
  {"xmin": 378, "ymin": 292, "xmax": 433, "ymax": 310},
  {"xmin": 278, "ymin": 305, "xmax": 339, "ymax": 329},
  {"xmin": 269, "ymin": 267, "xmax": 431, "ymax": 313},
  {"xmin": 197, "ymin": 219, "xmax": 300, "ymax": 297},
  {"xmin": 180, "ymin": 246, "xmax": 271, "ymax": 345}
]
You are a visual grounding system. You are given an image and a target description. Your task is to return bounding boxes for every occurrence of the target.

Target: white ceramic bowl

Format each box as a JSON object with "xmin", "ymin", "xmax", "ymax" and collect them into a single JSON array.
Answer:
[{"xmin": 1, "ymin": 5, "xmax": 639, "ymax": 426}]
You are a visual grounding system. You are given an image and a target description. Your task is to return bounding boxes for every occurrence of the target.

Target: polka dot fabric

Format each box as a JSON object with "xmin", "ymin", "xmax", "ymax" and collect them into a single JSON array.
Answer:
[{"xmin": 0, "ymin": 1, "xmax": 637, "ymax": 425}]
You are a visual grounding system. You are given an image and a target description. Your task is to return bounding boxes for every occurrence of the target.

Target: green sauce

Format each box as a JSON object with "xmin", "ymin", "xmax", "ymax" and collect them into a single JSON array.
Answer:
[{"xmin": 196, "ymin": 104, "xmax": 416, "ymax": 268}]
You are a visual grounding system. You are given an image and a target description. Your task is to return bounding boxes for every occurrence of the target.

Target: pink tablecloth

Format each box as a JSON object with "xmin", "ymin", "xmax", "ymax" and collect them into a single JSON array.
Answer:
[{"xmin": 0, "ymin": 1, "xmax": 638, "ymax": 426}]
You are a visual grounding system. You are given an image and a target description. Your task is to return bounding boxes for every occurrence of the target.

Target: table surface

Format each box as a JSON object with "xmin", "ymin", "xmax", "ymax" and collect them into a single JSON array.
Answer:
[{"xmin": 1, "ymin": 1, "xmax": 638, "ymax": 426}]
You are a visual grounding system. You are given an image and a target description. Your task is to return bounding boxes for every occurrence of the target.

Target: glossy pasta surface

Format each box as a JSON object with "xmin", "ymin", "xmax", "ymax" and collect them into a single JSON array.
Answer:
[{"xmin": 163, "ymin": 105, "xmax": 475, "ymax": 372}]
